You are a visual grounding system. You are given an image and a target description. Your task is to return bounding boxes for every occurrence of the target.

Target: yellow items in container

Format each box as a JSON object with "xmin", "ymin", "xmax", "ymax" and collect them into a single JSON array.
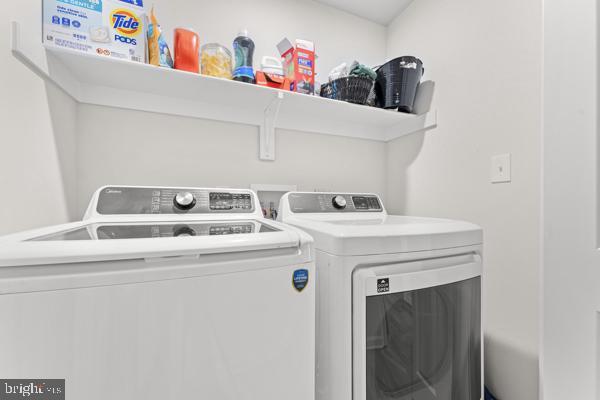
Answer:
[{"xmin": 201, "ymin": 43, "xmax": 233, "ymax": 79}]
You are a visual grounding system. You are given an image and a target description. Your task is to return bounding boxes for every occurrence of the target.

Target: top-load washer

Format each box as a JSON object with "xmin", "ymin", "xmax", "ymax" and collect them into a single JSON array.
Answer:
[
  {"xmin": 279, "ymin": 192, "xmax": 483, "ymax": 400},
  {"xmin": 0, "ymin": 186, "xmax": 315, "ymax": 400}
]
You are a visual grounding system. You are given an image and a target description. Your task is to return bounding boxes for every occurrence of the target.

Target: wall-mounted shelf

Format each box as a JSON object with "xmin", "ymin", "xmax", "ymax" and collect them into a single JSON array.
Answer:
[{"xmin": 10, "ymin": 21, "xmax": 437, "ymax": 161}]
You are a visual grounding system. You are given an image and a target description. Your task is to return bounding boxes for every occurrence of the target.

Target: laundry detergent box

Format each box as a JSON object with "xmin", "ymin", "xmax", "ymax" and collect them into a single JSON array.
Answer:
[
  {"xmin": 277, "ymin": 38, "xmax": 315, "ymax": 95},
  {"xmin": 43, "ymin": 0, "xmax": 147, "ymax": 63}
]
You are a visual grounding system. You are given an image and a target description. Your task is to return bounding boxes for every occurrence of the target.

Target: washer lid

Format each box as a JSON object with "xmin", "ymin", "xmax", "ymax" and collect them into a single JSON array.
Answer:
[
  {"xmin": 282, "ymin": 215, "xmax": 482, "ymax": 256},
  {"xmin": 0, "ymin": 219, "xmax": 310, "ymax": 267}
]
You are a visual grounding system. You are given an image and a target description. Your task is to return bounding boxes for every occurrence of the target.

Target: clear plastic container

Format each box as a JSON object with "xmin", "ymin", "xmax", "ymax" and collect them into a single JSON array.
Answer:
[{"xmin": 201, "ymin": 43, "xmax": 233, "ymax": 79}]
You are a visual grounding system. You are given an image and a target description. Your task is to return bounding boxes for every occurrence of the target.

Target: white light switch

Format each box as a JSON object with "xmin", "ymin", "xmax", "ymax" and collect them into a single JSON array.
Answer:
[{"xmin": 491, "ymin": 154, "xmax": 511, "ymax": 183}]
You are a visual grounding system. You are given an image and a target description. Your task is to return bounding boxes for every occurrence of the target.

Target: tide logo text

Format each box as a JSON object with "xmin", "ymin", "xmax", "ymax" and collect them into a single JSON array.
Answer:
[{"xmin": 111, "ymin": 9, "xmax": 141, "ymax": 36}]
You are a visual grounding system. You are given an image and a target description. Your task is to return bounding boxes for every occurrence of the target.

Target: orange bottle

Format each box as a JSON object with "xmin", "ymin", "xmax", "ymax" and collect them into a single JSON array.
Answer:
[{"xmin": 174, "ymin": 28, "xmax": 200, "ymax": 73}]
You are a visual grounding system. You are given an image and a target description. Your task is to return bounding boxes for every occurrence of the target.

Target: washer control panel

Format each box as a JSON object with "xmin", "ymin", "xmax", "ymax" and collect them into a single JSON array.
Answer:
[
  {"xmin": 288, "ymin": 193, "xmax": 383, "ymax": 213},
  {"xmin": 96, "ymin": 187, "xmax": 256, "ymax": 215},
  {"xmin": 209, "ymin": 192, "xmax": 252, "ymax": 211}
]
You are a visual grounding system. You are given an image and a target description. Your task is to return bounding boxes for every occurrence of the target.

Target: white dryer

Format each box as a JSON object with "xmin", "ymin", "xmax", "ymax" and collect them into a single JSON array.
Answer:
[
  {"xmin": 0, "ymin": 186, "xmax": 315, "ymax": 400},
  {"xmin": 279, "ymin": 192, "xmax": 483, "ymax": 400}
]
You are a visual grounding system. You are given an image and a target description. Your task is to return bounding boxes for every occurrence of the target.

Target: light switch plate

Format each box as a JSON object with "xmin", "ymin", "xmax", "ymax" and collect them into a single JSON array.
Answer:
[{"xmin": 491, "ymin": 153, "xmax": 511, "ymax": 183}]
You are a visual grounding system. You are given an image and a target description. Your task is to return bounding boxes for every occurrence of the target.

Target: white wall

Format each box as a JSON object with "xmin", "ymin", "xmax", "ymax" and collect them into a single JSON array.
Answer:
[
  {"xmin": 385, "ymin": 1, "xmax": 542, "ymax": 399},
  {"xmin": 542, "ymin": 0, "xmax": 599, "ymax": 398},
  {"xmin": 75, "ymin": 105, "xmax": 387, "ymax": 215},
  {"xmin": 0, "ymin": 2, "xmax": 78, "ymax": 235}
]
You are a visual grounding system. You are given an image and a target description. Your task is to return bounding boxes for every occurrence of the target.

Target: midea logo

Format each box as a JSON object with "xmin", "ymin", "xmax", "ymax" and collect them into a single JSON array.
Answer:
[{"xmin": 105, "ymin": 189, "xmax": 122, "ymax": 194}]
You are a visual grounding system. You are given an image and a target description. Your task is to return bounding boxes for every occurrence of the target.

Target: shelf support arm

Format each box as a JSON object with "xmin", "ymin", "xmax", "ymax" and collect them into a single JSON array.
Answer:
[
  {"xmin": 259, "ymin": 91, "xmax": 284, "ymax": 161},
  {"xmin": 11, "ymin": 21, "xmax": 50, "ymax": 80}
]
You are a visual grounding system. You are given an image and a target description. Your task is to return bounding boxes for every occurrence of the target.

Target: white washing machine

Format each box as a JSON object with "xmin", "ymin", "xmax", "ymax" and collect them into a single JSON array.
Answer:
[
  {"xmin": 279, "ymin": 192, "xmax": 483, "ymax": 400},
  {"xmin": 0, "ymin": 186, "xmax": 315, "ymax": 400}
]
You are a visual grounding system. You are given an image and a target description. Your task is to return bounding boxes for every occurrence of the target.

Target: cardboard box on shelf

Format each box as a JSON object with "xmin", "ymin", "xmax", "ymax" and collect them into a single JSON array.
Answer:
[
  {"xmin": 277, "ymin": 38, "xmax": 315, "ymax": 95},
  {"xmin": 43, "ymin": 0, "xmax": 147, "ymax": 63}
]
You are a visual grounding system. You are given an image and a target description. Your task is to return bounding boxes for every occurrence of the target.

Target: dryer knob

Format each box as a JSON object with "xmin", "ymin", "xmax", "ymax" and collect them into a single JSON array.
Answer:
[
  {"xmin": 174, "ymin": 192, "xmax": 196, "ymax": 210},
  {"xmin": 332, "ymin": 195, "xmax": 347, "ymax": 210}
]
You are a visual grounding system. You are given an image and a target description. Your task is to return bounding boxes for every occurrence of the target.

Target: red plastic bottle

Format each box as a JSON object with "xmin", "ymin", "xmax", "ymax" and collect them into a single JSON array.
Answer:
[{"xmin": 174, "ymin": 28, "xmax": 200, "ymax": 73}]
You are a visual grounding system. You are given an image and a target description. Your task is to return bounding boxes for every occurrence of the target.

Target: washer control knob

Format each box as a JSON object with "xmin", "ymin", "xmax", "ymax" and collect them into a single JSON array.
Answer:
[
  {"xmin": 332, "ymin": 195, "xmax": 347, "ymax": 210},
  {"xmin": 173, "ymin": 225, "xmax": 196, "ymax": 237},
  {"xmin": 174, "ymin": 192, "xmax": 196, "ymax": 210}
]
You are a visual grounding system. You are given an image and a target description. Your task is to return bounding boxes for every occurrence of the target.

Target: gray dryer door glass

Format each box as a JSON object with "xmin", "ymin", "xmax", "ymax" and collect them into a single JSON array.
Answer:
[{"xmin": 365, "ymin": 277, "xmax": 481, "ymax": 400}]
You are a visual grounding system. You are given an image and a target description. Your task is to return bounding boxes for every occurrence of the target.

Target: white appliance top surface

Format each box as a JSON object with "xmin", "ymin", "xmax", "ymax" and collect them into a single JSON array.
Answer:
[
  {"xmin": 29, "ymin": 220, "xmax": 279, "ymax": 241},
  {"xmin": 289, "ymin": 214, "xmax": 482, "ymax": 238},
  {"xmin": 0, "ymin": 186, "xmax": 312, "ymax": 267},
  {"xmin": 279, "ymin": 192, "xmax": 482, "ymax": 256},
  {"xmin": 286, "ymin": 215, "xmax": 482, "ymax": 256}
]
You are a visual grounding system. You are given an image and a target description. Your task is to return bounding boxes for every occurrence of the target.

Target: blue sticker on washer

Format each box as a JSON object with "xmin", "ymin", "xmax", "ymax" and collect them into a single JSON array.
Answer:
[{"xmin": 293, "ymin": 269, "xmax": 309, "ymax": 292}]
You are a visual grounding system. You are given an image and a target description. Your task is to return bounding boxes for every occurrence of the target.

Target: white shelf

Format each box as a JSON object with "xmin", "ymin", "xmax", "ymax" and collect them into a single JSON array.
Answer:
[{"xmin": 11, "ymin": 21, "xmax": 437, "ymax": 161}]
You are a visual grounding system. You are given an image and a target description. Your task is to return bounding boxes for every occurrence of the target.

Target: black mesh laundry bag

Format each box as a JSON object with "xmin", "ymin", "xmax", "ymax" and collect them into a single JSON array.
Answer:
[{"xmin": 375, "ymin": 56, "xmax": 424, "ymax": 113}]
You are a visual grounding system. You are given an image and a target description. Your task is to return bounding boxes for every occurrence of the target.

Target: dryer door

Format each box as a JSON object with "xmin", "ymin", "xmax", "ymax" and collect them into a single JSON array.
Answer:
[{"xmin": 353, "ymin": 253, "xmax": 482, "ymax": 400}]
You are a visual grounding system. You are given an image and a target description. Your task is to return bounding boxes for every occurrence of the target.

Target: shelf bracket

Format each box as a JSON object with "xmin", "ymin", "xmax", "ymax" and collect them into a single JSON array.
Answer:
[
  {"xmin": 10, "ymin": 21, "xmax": 50, "ymax": 80},
  {"xmin": 11, "ymin": 21, "xmax": 83, "ymax": 100},
  {"xmin": 259, "ymin": 91, "xmax": 284, "ymax": 161}
]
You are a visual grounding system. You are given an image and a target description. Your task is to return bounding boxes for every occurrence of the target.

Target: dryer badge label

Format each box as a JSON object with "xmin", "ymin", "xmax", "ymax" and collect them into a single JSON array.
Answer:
[
  {"xmin": 377, "ymin": 278, "xmax": 390, "ymax": 293},
  {"xmin": 292, "ymin": 269, "xmax": 309, "ymax": 292}
]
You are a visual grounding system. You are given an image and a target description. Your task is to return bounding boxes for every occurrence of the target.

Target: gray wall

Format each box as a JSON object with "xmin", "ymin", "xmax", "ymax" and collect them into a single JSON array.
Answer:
[{"xmin": 385, "ymin": 1, "xmax": 542, "ymax": 399}]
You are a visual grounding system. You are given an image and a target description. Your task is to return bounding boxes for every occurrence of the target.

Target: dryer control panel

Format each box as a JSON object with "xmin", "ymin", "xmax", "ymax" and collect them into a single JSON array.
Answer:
[
  {"xmin": 96, "ymin": 187, "xmax": 256, "ymax": 215},
  {"xmin": 287, "ymin": 193, "xmax": 383, "ymax": 213}
]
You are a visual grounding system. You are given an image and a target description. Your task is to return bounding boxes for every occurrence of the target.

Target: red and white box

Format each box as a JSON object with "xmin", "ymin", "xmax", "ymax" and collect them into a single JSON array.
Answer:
[{"xmin": 277, "ymin": 38, "xmax": 315, "ymax": 95}]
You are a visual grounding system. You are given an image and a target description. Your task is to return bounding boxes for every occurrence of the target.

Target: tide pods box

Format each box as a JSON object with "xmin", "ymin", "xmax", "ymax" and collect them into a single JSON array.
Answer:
[{"xmin": 43, "ymin": 0, "xmax": 147, "ymax": 63}]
